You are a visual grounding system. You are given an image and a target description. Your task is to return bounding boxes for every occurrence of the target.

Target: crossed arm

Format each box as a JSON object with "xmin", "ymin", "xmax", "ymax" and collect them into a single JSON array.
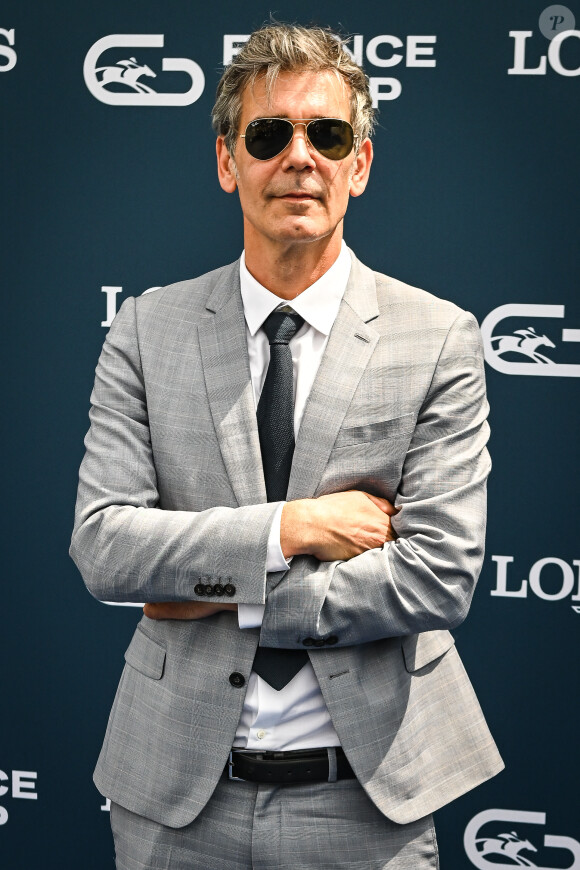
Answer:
[
  {"xmin": 71, "ymin": 297, "xmax": 489, "ymax": 640},
  {"xmin": 144, "ymin": 490, "xmax": 399, "ymax": 620}
]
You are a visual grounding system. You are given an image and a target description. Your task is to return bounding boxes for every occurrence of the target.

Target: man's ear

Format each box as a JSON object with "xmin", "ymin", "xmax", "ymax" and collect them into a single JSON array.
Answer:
[
  {"xmin": 216, "ymin": 136, "xmax": 237, "ymax": 193},
  {"xmin": 349, "ymin": 137, "xmax": 373, "ymax": 198}
]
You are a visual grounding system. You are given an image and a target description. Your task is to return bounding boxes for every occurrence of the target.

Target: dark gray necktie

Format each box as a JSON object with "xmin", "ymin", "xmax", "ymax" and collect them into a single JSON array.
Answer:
[{"xmin": 252, "ymin": 308, "xmax": 309, "ymax": 690}]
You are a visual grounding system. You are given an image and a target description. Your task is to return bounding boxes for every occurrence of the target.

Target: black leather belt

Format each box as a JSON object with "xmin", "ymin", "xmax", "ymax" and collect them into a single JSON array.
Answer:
[{"xmin": 226, "ymin": 747, "xmax": 355, "ymax": 784}]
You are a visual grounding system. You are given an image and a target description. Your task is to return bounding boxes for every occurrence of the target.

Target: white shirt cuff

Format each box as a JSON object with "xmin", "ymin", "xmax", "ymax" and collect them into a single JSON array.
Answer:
[
  {"xmin": 238, "ymin": 503, "xmax": 290, "ymax": 629},
  {"xmin": 266, "ymin": 502, "xmax": 291, "ymax": 572},
  {"xmin": 237, "ymin": 603, "xmax": 266, "ymax": 629}
]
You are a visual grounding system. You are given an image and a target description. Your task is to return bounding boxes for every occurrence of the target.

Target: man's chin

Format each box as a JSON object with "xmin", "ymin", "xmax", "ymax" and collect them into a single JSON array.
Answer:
[{"xmin": 269, "ymin": 217, "xmax": 331, "ymax": 243}]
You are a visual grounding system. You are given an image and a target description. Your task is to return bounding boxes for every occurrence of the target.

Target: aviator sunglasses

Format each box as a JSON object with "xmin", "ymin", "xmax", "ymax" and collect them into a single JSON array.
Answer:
[{"xmin": 240, "ymin": 117, "xmax": 356, "ymax": 161}]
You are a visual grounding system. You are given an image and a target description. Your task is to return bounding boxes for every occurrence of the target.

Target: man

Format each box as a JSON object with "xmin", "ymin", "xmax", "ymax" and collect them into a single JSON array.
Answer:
[{"xmin": 71, "ymin": 23, "xmax": 503, "ymax": 870}]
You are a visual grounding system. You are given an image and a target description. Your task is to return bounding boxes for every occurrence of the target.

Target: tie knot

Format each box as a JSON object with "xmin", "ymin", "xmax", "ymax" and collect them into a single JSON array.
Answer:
[{"xmin": 261, "ymin": 310, "xmax": 305, "ymax": 345}]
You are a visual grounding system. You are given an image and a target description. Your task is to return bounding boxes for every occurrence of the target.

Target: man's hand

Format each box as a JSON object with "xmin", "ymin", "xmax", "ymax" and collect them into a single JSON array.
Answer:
[
  {"xmin": 144, "ymin": 601, "xmax": 238, "ymax": 620},
  {"xmin": 281, "ymin": 490, "xmax": 398, "ymax": 562}
]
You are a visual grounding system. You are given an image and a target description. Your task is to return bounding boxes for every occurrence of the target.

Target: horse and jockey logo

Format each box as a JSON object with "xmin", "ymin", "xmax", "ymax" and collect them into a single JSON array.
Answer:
[
  {"xmin": 94, "ymin": 57, "xmax": 158, "ymax": 94},
  {"xmin": 464, "ymin": 809, "xmax": 580, "ymax": 869},
  {"xmin": 475, "ymin": 831, "xmax": 538, "ymax": 866},
  {"xmin": 84, "ymin": 35, "xmax": 204, "ymax": 105},
  {"xmin": 490, "ymin": 326, "xmax": 556, "ymax": 364},
  {"xmin": 480, "ymin": 303, "xmax": 580, "ymax": 376}
]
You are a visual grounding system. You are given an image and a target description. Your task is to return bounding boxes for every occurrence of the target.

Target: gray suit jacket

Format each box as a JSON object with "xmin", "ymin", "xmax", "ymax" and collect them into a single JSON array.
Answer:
[{"xmin": 70, "ymin": 252, "xmax": 503, "ymax": 828}]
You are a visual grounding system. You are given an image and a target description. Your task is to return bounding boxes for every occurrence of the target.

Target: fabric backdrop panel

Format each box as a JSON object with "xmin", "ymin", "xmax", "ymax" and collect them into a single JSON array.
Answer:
[{"xmin": 1, "ymin": 1, "xmax": 578, "ymax": 866}]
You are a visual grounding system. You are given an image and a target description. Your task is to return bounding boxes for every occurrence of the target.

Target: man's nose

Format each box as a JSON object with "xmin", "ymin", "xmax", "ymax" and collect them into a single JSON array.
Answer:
[{"xmin": 280, "ymin": 123, "xmax": 317, "ymax": 170}]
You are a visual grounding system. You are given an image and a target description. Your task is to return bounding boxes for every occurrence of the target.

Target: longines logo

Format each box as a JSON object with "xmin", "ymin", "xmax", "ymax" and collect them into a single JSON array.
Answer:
[
  {"xmin": 0, "ymin": 769, "xmax": 38, "ymax": 825},
  {"xmin": 224, "ymin": 33, "xmax": 438, "ymax": 106},
  {"xmin": 480, "ymin": 304, "xmax": 580, "ymax": 377},
  {"xmin": 0, "ymin": 27, "xmax": 16, "ymax": 72},
  {"xmin": 464, "ymin": 809, "xmax": 580, "ymax": 868},
  {"xmin": 490, "ymin": 555, "xmax": 580, "ymax": 612},
  {"xmin": 84, "ymin": 35, "xmax": 205, "ymax": 105},
  {"xmin": 509, "ymin": 4, "xmax": 579, "ymax": 76}
]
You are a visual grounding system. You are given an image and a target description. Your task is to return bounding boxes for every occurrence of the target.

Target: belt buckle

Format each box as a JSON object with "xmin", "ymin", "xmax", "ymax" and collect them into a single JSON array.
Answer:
[{"xmin": 228, "ymin": 751, "xmax": 246, "ymax": 782}]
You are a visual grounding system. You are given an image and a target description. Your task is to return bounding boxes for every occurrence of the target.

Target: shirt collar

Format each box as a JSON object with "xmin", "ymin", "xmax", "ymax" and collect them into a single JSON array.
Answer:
[{"xmin": 239, "ymin": 241, "xmax": 352, "ymax": 337}]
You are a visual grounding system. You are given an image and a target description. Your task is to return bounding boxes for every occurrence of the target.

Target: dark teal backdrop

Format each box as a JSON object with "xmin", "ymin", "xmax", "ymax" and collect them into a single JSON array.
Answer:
[{"xmin": 2, "ymin": 2, "xmax": 579, "ymax": 868}]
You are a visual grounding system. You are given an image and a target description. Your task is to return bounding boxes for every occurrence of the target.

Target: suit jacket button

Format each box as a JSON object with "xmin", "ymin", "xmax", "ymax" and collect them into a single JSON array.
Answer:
[
  {"xmin": 313, "ymin": 638, "xmax": 325, "ymax": 647},
  {"xmin": 229, "ymin": 672, "xmax": 245, "ymax": 688},
  {"xmin": 302, "ymin": 637, "xmax": 315, "ymax": 646},
  {"xmin": 194, "ymin": 584, "xmax": 206, "ymax": 596},
  {"xmin": 224, "ymin": 583, "xmax": 236, "ymax": 597},
  {"xmin": 325, "ymin": 635, "xmax": 339, "ymax": 645},
  {"xmin": 204, "ymin": 584, "xmax": 214, "ymax": 595},
  {"xmin": 214, "ymin": 584, "xmax": 224, "ymax": 596}
]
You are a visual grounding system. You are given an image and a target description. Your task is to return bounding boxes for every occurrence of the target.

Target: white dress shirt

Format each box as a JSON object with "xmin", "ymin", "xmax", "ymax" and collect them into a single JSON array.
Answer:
[{"xmin": 233, "ymin": 242, "xmax": 352, "ymax": 750}]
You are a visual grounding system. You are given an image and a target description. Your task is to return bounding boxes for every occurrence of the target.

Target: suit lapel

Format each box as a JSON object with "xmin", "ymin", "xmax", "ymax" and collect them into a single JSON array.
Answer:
[
  {"xmin": 287, "ymin": 254, "xmax": 380, "ymax": 500},
  {"xmin": 197, "ymin": 262, "xmax": 267, "ymax": 506},
  {"xmin": 197, "ymin": 253, "xmax": 380, "ymax": 505}
]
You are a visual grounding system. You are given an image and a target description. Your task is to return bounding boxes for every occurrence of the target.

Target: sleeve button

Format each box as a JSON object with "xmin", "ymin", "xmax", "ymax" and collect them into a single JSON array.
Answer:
[
  {"xmin": 313, "ymin": 638, "xmax": 325, "ymax": 647},
  {"xmin": 204, "ymin": 584, "xmax": 214, "ymax": 596},
  {"xmin": 325, "ymin": 635, "xmax": 339, "ymax": 645},
  {"xmin": 194, "ymin": 584, "xmax": 205, "ymax": 596},
  {"xmin": 302, "ymin": 637, "xmax": 315, "ymax": 646},
  {"xmin": 224, "ymin": 583, "xmax": 236, "ymax": 597},
  {"xmin": 229, "ymin": 672, "xmax": 245, "ymax": 688},
  {"xmin": 214, "ymin": 584, "xmax": 224, "ymax": 596}
]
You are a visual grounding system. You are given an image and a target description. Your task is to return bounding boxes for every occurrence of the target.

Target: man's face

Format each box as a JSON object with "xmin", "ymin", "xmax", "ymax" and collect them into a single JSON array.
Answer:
[{"xmin": 217, "ymin": 70, "xmax": 372, "ymax": 252}]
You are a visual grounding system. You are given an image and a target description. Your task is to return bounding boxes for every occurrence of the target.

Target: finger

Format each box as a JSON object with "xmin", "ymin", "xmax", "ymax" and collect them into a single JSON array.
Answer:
[
  {"xmin": 143, "ymin": 602, "xmax": 171, "ymax": 619},
  {"xmin": 144, "ymin": 602, "xmax": 238, "ymax": 620},
  {"xmin": 144, "ymin": 601, "xmax": 200, "ymax": 620},
  {"xmin": 362, "ymin": 492, "xmax": 400, "ymax": 516}
]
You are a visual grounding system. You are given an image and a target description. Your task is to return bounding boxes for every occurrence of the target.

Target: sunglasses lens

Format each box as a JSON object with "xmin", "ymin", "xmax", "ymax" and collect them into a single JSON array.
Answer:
[
  {"xmin": 244, "ymin": 119, "xmax": 293, "ymax": 160},
  {"xmin": 243, "ymin": 118, "xmax": 355, "ymax": 161},
  {"xmin": 308, "ymin": 119, "xmax": 354, "ymax": 160}
]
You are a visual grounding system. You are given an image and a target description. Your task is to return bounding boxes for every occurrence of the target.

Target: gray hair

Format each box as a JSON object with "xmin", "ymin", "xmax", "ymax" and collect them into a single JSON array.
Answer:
[{"xmin": 212, "ymin": 24, "xmax": 376, "ymax": 156}]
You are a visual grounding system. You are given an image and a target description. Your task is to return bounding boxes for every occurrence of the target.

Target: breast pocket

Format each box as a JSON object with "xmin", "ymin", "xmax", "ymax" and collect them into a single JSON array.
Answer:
[
  {"xmin": 320, "ymin": 413, "xmax": 416, "ymax": 501},
  {"xmin": 333, "ymin": 412, "xmax": 416, "ymax": 449}
]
